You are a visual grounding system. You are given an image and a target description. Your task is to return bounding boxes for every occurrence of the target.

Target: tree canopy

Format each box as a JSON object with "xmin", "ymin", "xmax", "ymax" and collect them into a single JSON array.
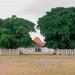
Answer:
[
  {"xmin": 0, "ymin": 15, "xmax": 35, "ymax": 49},
  {"xmin": 38, "ymin": 7, "xmax": 75, "ymax": 49}
]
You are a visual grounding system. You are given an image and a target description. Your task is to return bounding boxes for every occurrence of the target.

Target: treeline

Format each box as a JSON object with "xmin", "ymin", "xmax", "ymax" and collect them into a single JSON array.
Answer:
[
  {"xmin": 0, "ymin": 7, "xmax": 75, "ymax": 49},
  {"xmin": 0, "ymin": 15, "xmax": 35, "ymax": 49}
]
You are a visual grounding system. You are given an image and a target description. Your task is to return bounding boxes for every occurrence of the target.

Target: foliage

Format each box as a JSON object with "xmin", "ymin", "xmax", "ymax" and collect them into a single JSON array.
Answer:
[
  {"xmin": 38, "ymin": 7, "xmax": 75, "ymax": 49},
  {"xmin": 0, "ymin": 15, "xmax": 35, "ymax": 49}
]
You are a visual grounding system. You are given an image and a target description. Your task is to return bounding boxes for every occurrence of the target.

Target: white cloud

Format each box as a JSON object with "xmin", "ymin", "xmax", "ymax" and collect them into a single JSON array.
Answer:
[
  {"xmin": 18, "ymin": 0, "xmax": 75, "ymax": 22},
  {"xmin": 0, "ymin": 0, "xmax": 25, "ymax": 18},
  {"xmin": 0, "ymin": 0, "xmax": 75, "ymax": 21}
]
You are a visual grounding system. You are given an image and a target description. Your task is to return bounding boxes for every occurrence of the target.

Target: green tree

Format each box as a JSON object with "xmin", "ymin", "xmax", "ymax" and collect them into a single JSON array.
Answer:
[
  {"xmin": 38, "ymin": 7, "xmax": 75, "ymax": 49},
  {"xmin": 0, "ymin": 15, "xmax": 35, "ymax": 49}
]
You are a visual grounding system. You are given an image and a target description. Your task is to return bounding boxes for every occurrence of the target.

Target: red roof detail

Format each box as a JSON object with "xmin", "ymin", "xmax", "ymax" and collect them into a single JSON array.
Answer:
[{"xmin": 34, "ymin": 37, "xmax": 45, "ymax": 46}]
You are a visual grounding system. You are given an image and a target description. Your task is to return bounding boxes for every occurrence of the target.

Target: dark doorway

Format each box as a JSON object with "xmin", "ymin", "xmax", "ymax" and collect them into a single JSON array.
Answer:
[{"xmin": 35, "ymin": 48, "xmax": 41, "ymax": 52}]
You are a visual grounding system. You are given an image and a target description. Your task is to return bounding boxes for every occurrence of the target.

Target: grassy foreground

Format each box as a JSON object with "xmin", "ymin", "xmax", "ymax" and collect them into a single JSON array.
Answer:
[{"xmin": 0, "ymin": 55, "xmax": 75, "ymax": 75}]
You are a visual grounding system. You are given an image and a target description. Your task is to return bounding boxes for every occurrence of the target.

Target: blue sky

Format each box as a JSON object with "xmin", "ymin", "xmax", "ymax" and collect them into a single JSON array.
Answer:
[{"xmin": 0, "ymin": 0, "xmax": 75, "ymax": 42}]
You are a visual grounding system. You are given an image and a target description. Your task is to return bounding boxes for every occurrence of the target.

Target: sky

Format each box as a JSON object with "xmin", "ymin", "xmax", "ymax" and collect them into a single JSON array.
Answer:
[{"xmin": 0, "ymin": 0, "xmax": 75, "ymax": 42}]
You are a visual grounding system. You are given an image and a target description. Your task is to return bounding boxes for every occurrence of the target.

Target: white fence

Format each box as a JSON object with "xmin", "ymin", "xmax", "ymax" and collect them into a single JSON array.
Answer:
[
  {"xmin": 56, "ymin": 49, "xmax": 75, "ymax": 55},
  {"xmin": 0, "ymin": 49, "xmax": 19, "ymax": 55},
  {"xmin": 18, "ymin": 47, "xmax": 55, "ymax": 54},
  {"xmin": 0, "ymin": 48, "xmax": 75, "ymax": 55}
]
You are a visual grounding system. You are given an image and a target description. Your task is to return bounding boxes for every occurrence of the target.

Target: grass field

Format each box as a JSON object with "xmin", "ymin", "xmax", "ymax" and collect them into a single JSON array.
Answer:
[{"xmin": 0, "ymin": 55, "xmax": 75, "ymax": 75}]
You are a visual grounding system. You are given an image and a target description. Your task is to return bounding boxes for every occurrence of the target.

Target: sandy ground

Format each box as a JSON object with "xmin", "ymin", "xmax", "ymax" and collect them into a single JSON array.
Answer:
[{"xmin": 0, "ymin": 55, "xmax": 75, "ymax": 75}]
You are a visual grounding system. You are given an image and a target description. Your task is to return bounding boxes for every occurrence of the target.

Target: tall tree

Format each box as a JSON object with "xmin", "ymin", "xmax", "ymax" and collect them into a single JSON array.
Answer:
[
  {"xmin": 38, "ymin": 7, "xmax": 75, "ymax": 49},
  {"xmin": 0, "ymin": 15, "xmax": 35, "ymax": 49}
]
